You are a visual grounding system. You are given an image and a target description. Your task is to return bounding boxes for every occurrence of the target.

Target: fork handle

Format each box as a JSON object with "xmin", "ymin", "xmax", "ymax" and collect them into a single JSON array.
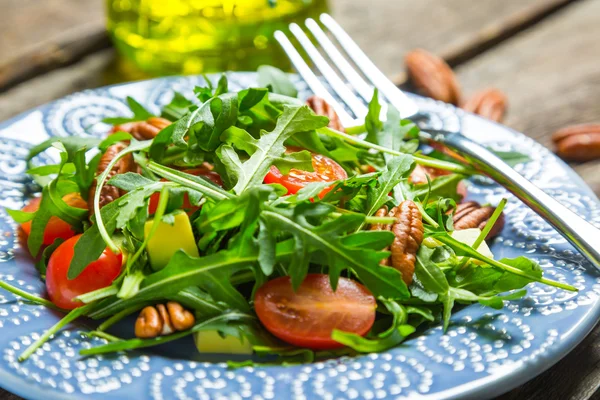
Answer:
[{"xmin": 430, "ymin": 130, "xmax": 600, "ymax": 269}]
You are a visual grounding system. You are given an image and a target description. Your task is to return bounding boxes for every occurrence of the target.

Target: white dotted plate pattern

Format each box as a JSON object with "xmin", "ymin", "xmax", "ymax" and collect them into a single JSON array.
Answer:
[{"xmin": 0, "ymin": 73, "xmax": 599, "ymax": 400}]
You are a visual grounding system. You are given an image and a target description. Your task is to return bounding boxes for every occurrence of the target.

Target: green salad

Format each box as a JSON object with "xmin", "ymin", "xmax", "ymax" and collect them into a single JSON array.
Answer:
[{"xmin": 4, "ymin": 68, "xmax": 576, "ymax": 365}]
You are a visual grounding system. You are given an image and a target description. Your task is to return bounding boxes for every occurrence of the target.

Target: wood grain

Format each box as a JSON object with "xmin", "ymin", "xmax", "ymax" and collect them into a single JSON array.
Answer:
[
  {"xmin": 0, "ymin": 0, "xmax": 107, "ymax": 90},
  {"xmin": 454, "ymin": 0, "xmax": 600, "ymax": 197}
]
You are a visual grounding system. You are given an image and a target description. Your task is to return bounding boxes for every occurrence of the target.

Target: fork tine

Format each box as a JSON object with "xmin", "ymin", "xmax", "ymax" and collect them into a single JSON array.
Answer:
[
  {"xmin": 319, "ymin": 13, "xmax": 419, "ymax": 118},
  {"xmin": 289, "ymin": 23, "xmax": 368, "ymax": 120},
  {"xmin": 304, "ymin": 18, "xmax": 373, "ymax": 103},
  {"xmin": 274, "ymin": 30, "xmax": 356, "ymax": 127}
]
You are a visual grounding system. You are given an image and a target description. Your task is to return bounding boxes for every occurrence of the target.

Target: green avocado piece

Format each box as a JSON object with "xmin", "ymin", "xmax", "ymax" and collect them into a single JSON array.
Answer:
[{"xmin": 144, "ymin": 211, "xmax": 199, "ymax": 270}]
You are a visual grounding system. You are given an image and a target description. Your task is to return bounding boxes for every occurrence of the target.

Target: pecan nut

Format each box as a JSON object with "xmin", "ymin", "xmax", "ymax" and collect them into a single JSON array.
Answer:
[
  {"xmin": 453, "ymin": 201, "xmax": 505, "ymax": 239},
  {"xmin": 461, "ymin": 88, "xmax": 508, "ymax": 122},
  {"xmin": 405, "ymin": 49, "xmax": 461, "ymax": 105},
  {"xmin": 112, "ymin": 117, "xmax": 171, "ymax": 140},
  {"xmin": 551, "ymin": 124, "xmax": 600, "ymax": 162},
  {"xmin": 306, "ymin": 96, "xmax": 344, "ymax": 131},
  {"xmin": 370, "ymin": 201, "xmax": 424, "ymax": 284},
  {"xmin": 88, "ymin": 142, "xmax": 136, "ymax": 213},
  {"xmin": 135, "ymin": 302, "xmax": 195, "ymax": 339}
]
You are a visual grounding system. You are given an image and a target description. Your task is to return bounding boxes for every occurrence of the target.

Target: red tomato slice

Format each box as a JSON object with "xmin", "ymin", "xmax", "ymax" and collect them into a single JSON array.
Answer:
[
  {"xmin": 46, "ymin": 234, "xmax": 122, "ymax": 309},
  {"xmin": 21, "ymin": 193, "xmax": 88, "ymax": 246},
  {"xmin": 264, "ymin": 148, "xmax": 347, "ymax": 198},
  {"xmin": 148, "ymin": 168, "xmax": 223, "ymax": 215},
  {"xmin": 254, "ymin": 274, "xmax": 376, "ymax": 350}
]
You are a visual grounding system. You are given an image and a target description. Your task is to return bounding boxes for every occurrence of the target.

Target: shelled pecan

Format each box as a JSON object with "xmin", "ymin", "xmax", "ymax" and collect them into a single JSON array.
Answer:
[
  {"xmin": 135, "ymin": 302, "xmax": 195, "ymax": 338},
  {"xmin": 112, "ymin": 117, "xmax": 171, "ymax": 140},
  {"xmin": 369, "ymin": 201, "xmax": 424, "ymax": 284},
  {"xmin": 405, "ymin": 49, "xmax": 461, "ymax": 105},
  {"xmin": 306, "ymin": 96, "xmax": 344, "ymax": 131},
  {"xmin": 461, "ymin": 88, "xmax": 508, "ymax": 122},
  {"xmin": 453, "ymin": 201, "xmax": 505, "ymax": 239},
  {"xmin": 88, "ymin": 142, "xmax": 136, "ymax": 213},
  {"xmin": 552, "ymin": 124, "xmax": 600, "ymax": 162}
]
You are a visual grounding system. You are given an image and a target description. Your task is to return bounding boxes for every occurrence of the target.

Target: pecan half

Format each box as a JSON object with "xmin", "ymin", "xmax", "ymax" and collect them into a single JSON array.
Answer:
[
  {"xmin": 453, "ymin": 201, "xmax": 505, "ymax": 239},
  {"xmin": 112, "ymin": 117, "xmax": 171, "ymax": 140},
  {"xmin": 405, "ymin": 49, "xmax": 461, "ymax": 105},
  {"xmin": 461, "ymin": 88, "xmax": 508, "ymax": 122},
  {"xmin": 551, "ymin": 124, "xmax": 600, "ymax": 162},
  {"xmin": 88, "ymin": 142, "xmax": 136, "ymax": 213},
  {"xmin": 135, "ymin": 302, "xmax": 195, "ymax": 339},
  {"xmin": 369, "ymin": 201, "xmax": 424, "ymax": 284},
  {"xmin": 390, "ymin": 201, "xmax": 424, "ymax": 285},
  {"xmin": 306, "ymin": 96, "xmax": 344, "ymax": 131}
]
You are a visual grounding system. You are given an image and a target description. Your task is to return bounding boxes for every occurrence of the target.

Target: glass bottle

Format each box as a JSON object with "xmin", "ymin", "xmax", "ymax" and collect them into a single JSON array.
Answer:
[{"xmin": 106, "ymin": 0, "xmax": 328, "ymax": 75}]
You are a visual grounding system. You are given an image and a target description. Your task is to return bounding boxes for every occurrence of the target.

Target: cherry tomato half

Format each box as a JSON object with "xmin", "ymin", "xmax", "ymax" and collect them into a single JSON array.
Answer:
[
  {"xmin": 46, "ymin": 234, "xmax": 122, "ymax": 309},
  {"xmin": 20, "ymin": 193, "xmax": 88, "ymax": 246},
  {"xmin": 148, "ymin": 168, "xmax": 223, "ymax": 215},
  {"xmin": 254, "ymin": 274, "xmax": 376, "ymax": 350},
  {"xmin": 263, "ymin": 149, "xmax": 347, "ymax": 198}
]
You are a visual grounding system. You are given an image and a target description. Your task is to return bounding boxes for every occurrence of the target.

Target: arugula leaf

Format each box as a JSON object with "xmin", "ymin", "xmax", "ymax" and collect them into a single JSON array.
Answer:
[
  {"xmin": 414, "ymin": 246, "xmax": 450, "ymax": 294},
  {"xmin": 69, "ymin": 199, "xmax": 121, "ymax": 279},
  {"xmin": 35, "ymin": 238, "xmax": 64, "ymax": 279},
  {"xmin": 257, "ymin": 65, "xmax": 298, "ymax": 97},
  {"xmin": 409, "ymin": 174, "xmax": 465, "ymax": 202},
  {"xmin": 494, "ymin": 257, "xmax": 543, "ymax": 292},
  {"xmin": 5, "ymin": 208, "xmax": 35, "ymax": 223},
  {"xmin": 365, "ymin": 89, "xmax": 382, "ymax": 144},
  {"xmin": 220, "ymin": 105, "xmax": 328, "ymax": 194},
  {"xmin": 364, "ymin": 154, "xmax": 414, "ymax": 217},
  {"xmin": 161, "ymin": 92, "xmax": 195, "ymax": 121},
  {"xmin": 103, "ymin": 96, "xmax": 154, "ymax": 124},
  {"xmin": 332, "ymin": 324, "xmax": 415, "ymax": 352},
  {"xmin": 262, "ymin": 207, "xmax": 408, "ymax": 298}
]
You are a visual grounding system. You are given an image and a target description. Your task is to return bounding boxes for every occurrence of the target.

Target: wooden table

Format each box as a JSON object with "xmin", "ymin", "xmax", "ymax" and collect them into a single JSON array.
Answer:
[{"xmin": 1, "ymin": 0, "xmax": 599, "ymax": 398}]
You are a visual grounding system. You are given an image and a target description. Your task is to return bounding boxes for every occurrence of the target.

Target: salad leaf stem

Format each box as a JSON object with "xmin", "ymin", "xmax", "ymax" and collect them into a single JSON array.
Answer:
[
  {"xmin": 318, "ymin": 127, "xmax": 476, "ymax": 175},
  {"xmin": 331, "ymin": 211, "xmax": 396, "ymax": 225},
  {"xmin": 123, "ymin": 186, "xmax": 169, "ymax": 275},
  {"xmin": 416, "ymin": 202, "xmax": 439, "ymax": 228},
  {"xmin": 75, "ymin": 285, "xmax": 118, "ymax": 304},
  {"xmin": 97, "ymin": 304, "xmax": 147, "ymax": 332},
  {"xmin": 80, "ymin": 311, "xmax": 255, "ymax": 355},
  {"xmin": 147, "ymin": 162, "xmax": 233, "ymax": 200},
  {"xmin": 434, "ymin": 234, "xmax": 577, "ymax": 291},
  {"xmin": 344, "ymin": 124, "xmax": 366, "ymax": 135},
  {"xmin": 0, "ymin": 281, "xmax": 64, "ymax": 312},
  {"xmin": 93, "ymin": 140, "xmax": 153, "ymax": 254},
  {"xmin": 456, "ymin": 198, "xmax": 507, "ymax": 269},
  {"xmin": 84, "ymin": 331, "xmax": 122, "ymax": 342},
  {"xmin": 19, "ymin": 303, "xmax": 95, "ymax": 361}
]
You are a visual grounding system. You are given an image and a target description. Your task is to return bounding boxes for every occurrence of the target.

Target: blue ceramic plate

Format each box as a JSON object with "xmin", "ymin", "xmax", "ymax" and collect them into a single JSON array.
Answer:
[{"xmin": 0, "ymin": 73, "xmax": 599, "ymax": 400}]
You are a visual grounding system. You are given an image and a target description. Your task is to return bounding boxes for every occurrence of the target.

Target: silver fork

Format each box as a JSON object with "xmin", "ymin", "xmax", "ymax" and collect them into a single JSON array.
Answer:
[{"xmin": 275, "ymin": 13, "xmax": 600, "ymax": 271}]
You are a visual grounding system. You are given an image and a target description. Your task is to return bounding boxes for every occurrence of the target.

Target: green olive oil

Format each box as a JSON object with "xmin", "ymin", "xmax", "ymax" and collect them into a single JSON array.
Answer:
[{"xmin": 106, "ymin": 0, "xmax": 328, "ymax": 75}]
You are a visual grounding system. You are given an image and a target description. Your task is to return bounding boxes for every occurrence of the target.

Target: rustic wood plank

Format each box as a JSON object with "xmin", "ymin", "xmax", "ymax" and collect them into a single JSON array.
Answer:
[
  {"xmin": 454, "ymin": 0, "xmax": 600, "ymax": 197},
  {"xmin": 330, "ymin": 0, "xmax": 576, "ymax": 79},
  {"xmin": 0, "ymin": 0, "xmax": 577, "ymax": 96},
  {"xmin": 0, "ymin": 0, "xmax": 107, "ymax": 90}
]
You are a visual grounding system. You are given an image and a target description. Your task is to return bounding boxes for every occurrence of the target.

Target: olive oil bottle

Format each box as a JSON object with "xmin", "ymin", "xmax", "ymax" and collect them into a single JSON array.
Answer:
[{"xmin": 106, "ymin": 0, "xmax": 328, "ymax": 75}]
